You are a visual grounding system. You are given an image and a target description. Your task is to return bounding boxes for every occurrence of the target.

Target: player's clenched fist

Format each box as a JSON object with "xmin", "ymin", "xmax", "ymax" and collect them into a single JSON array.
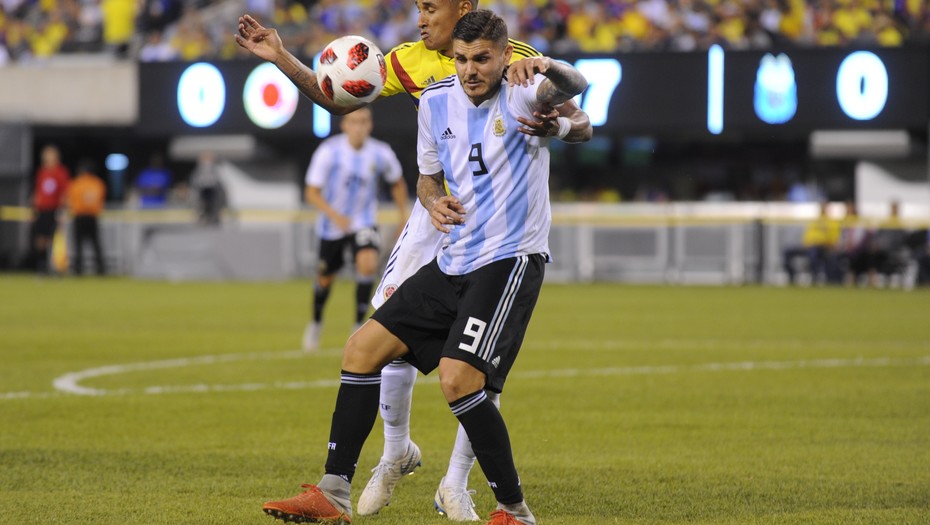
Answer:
[{"xmin": 507, "ymin": 57, "xmax": 552, "ymax": 87}]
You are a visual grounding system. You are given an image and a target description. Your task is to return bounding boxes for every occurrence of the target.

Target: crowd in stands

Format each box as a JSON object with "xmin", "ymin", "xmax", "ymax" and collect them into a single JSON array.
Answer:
[{"xmin": 2, "ymin": 0, "xmax": 930, "ymax": 64}]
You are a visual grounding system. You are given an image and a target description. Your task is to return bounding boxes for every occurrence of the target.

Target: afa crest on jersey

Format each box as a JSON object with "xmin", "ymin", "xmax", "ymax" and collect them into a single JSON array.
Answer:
[{"xmin": 493, "ymin": 116, "xmax": 505, "ymax": 137}]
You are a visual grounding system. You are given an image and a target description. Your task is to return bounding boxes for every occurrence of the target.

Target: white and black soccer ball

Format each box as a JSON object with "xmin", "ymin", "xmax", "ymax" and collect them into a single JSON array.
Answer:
[{"xmin": 316, "ymin": 35, "xmax": 387, "ymax": 107}]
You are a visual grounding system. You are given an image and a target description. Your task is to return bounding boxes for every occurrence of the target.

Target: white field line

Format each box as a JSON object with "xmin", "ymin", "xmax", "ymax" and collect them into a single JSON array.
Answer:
[
  {"xmin": 530, "ymin": 338, "xmax": 930, "ymax": 351},
  {"xmin": 1, "ymin": 349, "xmax": 929, "ymax": 401}
]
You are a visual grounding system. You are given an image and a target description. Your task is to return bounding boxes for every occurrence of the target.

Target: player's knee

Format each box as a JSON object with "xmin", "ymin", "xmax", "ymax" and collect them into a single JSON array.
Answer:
[
  {"xmin": 438, "ymin": 359, "xmax": 486, "ymax": 403},
  {"xmin": 355, "ymin": 252, "xmax": 378, "ymax": 276},
  {"xmin": 341, "ymin": 322, "xmax": 406, "ymax": 374}
]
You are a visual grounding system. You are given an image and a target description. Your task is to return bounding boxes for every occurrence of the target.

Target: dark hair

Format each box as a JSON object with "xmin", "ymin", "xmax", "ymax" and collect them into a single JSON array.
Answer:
[{"xmin": 452, "ymin": 9, "xmax": 508, "ymax": 48}]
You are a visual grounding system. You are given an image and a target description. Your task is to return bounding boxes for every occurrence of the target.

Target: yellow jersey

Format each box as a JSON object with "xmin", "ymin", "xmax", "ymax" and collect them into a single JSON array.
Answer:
[{"xmin": 381, "ymin": 39, "xmax": 542, "ymax": 107}]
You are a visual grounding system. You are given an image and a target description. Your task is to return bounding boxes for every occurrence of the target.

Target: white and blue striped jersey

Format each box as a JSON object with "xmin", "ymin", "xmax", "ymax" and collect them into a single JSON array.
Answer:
[
  {"xmin": 417, "ymin": 73, "xmax": 552, "ymax": 275},
  {"xmin": 305, "ymin": 134, "xmax": 403, "ymax": 240}
]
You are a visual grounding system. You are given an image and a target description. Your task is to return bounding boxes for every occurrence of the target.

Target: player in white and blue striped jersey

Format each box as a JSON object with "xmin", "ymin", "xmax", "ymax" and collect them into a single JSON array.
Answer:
[
  {"xmin": 416, "ymin": 68, "xmax": 552, "ymax": 276},
  {"xmin": 302, "ymin": 107, "xmax": 409, "ymax": 352},
  {"xmin": 390, "ymin": 14, "xmax": 587, "ymax": 523}
]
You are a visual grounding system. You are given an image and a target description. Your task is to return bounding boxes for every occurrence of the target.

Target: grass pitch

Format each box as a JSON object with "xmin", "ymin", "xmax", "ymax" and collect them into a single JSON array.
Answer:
[{"xmin": 1, "ymin": 276, "xmax": 928, "ymax": 524}]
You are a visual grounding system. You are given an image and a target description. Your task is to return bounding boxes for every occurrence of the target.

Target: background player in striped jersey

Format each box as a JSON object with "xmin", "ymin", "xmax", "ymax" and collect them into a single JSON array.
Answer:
[
  {"xmin": 236, "ymin": 2, "xmax": 592, "ymax": 521},
  {"xmin": 301, "ymin": 107, "xmax": 409, "ymax": 352},
  {"xmin": 259, "ymin": 10, "xmax": 587, "ymax": 524}
]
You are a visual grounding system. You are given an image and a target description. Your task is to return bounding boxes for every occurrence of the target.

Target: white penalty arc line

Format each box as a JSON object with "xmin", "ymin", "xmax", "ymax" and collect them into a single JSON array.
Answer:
[
  {"xmin": 1, "ymin": 353, "xmax": 929, "ymax": 400},
  {"xmin": 50, "ymin": 350, "xmax": 311, "ymax": 396}
]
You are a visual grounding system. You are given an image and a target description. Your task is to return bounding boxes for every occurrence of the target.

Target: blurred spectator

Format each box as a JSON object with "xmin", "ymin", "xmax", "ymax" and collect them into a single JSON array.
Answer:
[
  {"xmin": 70, "ymin": 0, "xmax": 104, "ymax": 53},
  {"xmin": 0, "ymin": 34, "xmax": 11, "ymax": 65},
  {"xmin": 170, "ymin": 7, "xmax": 214, "ymax": 60},
  {"xmin": 567, "ymin": 3, "xmax": 619, "ymax": 52},
  {"xmin": 847, "ymin": 201, "xmax": 910, "ymax": 287},
  {"xmin": 101, "ymin": 0, "xmax": 136, "ymax": 57},
  {"xmin": 135, "ymin": 153, "xmax": 172, "ymax": 208},
  {"xmin": 67, "ymin": 159, "xmax": 107, "ymax": 275},
  {"xmin": 28, "ymin": 144, "xmax": 71, "ymax": 274},
  {"xmin": 782, "ymin": 201, "xmax": 841, "ymax": 285},
  {"xmin": 138, "ymin": 0, "xmax": 181, "ymax": 34},
  {"xmin": 915, "ymin": 230, "xmax": 930, "ymax": 287},
  {"xmin": 867, "ymin": 200, "xmax": 911, "ymax": 285},
  {"xmin": 190, "ymin": 150, "xmax": 223, "ymax": 225},
  {"xmin": 871, "ymin": 11, "xmax": 904, "ymax": 46},
  {"xmin": 831, "ymin": 0, "xmax": 871, "ymax": 42},
  {"xmin": 139, "ymin": 28, "xmax": 177, "ymax": 60},
  {"xmin": 836, "ymin": 200, "xmax": 866, "ymax": 281},
  {"xmin": 27, "ymin": 7, "xmax": 69, "ymax": 58}
]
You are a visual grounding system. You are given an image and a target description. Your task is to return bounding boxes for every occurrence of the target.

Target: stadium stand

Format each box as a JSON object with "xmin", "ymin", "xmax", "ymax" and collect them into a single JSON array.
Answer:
[{"xmin": 2, "ymin": 0, "xmax": 929, "ymax": 63}]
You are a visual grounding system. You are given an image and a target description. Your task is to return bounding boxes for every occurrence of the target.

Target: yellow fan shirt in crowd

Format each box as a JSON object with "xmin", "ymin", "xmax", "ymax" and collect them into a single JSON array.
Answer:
[{"xmin": 802, "ymin": 215, "xmax": 842, "ymax": 248}]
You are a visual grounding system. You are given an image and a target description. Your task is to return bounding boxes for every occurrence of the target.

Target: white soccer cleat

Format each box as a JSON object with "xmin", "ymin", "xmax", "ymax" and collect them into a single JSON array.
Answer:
[
  {"xmin": 434, "ymin": 477, "xmax": 481, "ymax": 521},
  {"xmin": 356, "ymin": 441, "xmax": 422, "ymax": 515},
  {"xmin": 302, "ymin": 321, "xmax": 322, "ymax": 352}
]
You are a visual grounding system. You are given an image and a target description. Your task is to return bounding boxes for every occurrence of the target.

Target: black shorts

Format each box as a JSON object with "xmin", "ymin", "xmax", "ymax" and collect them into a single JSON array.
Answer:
[
  {"xmin": 32, "ymin": 211, "xmax": 58, "ymax": 238},
  {"xmin": 317, "ymin": 227, "xmax": 381, "ymax": 276},
  {"xmin": 371, "ymin": 254, "xmax": 545, "ymax": 393}
]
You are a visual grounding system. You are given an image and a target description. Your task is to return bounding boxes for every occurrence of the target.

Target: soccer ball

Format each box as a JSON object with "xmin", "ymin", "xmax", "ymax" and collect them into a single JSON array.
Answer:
[{"xmin": 316, "ymin": 35, "xmax": 387, "ymax": 107}]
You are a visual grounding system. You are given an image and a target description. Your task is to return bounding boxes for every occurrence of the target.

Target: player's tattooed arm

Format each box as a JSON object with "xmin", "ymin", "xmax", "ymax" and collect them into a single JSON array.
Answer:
[
  {"xmin": 507, "ymin": 57, "xmax": 588, "ymax": 107},
  {"xmin": 418, "ymin": 172, "xmax": 466, "ymax": 234},
  {"xmin": 274, "ymin": 51, "xmax": 363, "ymax": 116},
  {"xmin": 535, "ymin": 59, "xmax": 589, "ymax": 107},
  {"xmin": 510, "ymin": 57, "xmax": 591, "ymax": 142}
]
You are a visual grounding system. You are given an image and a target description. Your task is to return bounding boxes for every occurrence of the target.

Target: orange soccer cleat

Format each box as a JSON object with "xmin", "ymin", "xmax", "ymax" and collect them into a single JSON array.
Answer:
[
  {"xmin": 262, "ymin": 484, "xmax": 352, "ymax": 524},
  {"xmin": 484, "ymin": 509, "xmax": 522, "ymax": 525}
]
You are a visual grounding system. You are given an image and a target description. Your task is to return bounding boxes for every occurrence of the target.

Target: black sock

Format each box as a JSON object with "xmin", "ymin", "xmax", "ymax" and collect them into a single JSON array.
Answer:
[
  {"xmin": 355, "ymin": 279, "xmax": 373, "ymax": 323},
  {"xmin": 36, "ymin": 248, "xmax": 49, "ymax": 274},
  {"xmin": 324, "ymin": 371, "xmax": 381, "ymax": 482},
  {"xmin": 450, "ymin": 390, "xmax": 523, "ymax": 504},
  {"xmin": 313, "ymin": 283, "xmax": 331, "ymax": 323}
]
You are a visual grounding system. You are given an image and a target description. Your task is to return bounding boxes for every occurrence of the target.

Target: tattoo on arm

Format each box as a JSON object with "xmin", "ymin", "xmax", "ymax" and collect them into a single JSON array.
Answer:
[
  {"xmin": 537, "ymin": 61, "xmax": 589, "ymax": 107},
  {"xmin": 276, "ymin": 55, "xmax": 351, "ymax": 114},
  {"xmin": 291, "ymin": 68, "xmax": 320, "ymax": 97},
  {"xmin": 417, "ymin": 173, "xmax": 445, "ymax": 210}
]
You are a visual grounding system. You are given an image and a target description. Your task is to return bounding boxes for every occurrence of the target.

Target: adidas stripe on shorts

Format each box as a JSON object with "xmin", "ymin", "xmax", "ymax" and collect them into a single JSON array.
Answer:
[{"xmin": 371, "ymin": 254, "xmax": 545, "ymax": 393}]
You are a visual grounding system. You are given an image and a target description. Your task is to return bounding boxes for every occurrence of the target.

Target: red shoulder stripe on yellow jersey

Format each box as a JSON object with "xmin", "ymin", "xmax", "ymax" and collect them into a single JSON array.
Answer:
[
  {"xmin": 381, "ymin": 38, "xmax": 542, "ymax": 109},
  {"xmin": 389, "ymin": 51, "xmax": 423, "ymax": 107}
]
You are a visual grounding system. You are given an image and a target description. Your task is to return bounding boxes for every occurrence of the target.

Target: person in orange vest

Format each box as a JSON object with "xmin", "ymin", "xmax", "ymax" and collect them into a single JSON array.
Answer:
[
  {"xmin": 67, "ymin": 159, "xmax": 107, "ymax": 276},
  {"xmin": 29, "ymin": 144, "xmax": 71, "ymax": 274}
]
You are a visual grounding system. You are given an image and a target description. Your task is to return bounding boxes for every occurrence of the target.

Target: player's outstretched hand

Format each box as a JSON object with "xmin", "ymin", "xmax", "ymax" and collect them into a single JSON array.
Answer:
[
  {"xmin": 517, "ymin": 104, "xmax": 560, "ymax": 138},
  {"xmin": 235, "ymin": 14, "xmax": 284, "ymax": 62},
  {"xmin": 507, "ymin": 57, "xmax": 552, "ymax": 88},
  {"xmin": 428, "ymin": 196, "xmax": 466, "ymax": 234}
]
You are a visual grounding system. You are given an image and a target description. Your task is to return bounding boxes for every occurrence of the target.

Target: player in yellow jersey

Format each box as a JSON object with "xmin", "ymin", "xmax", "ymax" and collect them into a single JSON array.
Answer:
[{"xmin": 237, "ymin": 2, "xmax": 592, "ymax": 522}]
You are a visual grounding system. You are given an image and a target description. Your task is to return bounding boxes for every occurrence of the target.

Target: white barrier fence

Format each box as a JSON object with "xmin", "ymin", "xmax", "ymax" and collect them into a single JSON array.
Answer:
[{"xmin": 6, "ymin": 201, "xmax": 925, "ymax": 284}]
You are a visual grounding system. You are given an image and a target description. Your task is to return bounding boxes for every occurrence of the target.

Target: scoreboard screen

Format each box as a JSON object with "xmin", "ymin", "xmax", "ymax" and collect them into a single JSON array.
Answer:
[{"xmin": 137, "ymin": 47, "xmax": 930, "ymax": 138}]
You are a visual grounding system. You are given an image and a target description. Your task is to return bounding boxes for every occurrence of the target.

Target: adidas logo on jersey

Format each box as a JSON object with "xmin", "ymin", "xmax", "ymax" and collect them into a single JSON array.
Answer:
[
  {"xmin": 423, "ymin": 75, "xmax": 437, "ymax": 86},
  {"xmin": 491, "ymin": 356, "xmax": 501, "ymax": 368},
  {"xmin": 440, "ymin": 127, "xmax": 456, "ymax": 140}
]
